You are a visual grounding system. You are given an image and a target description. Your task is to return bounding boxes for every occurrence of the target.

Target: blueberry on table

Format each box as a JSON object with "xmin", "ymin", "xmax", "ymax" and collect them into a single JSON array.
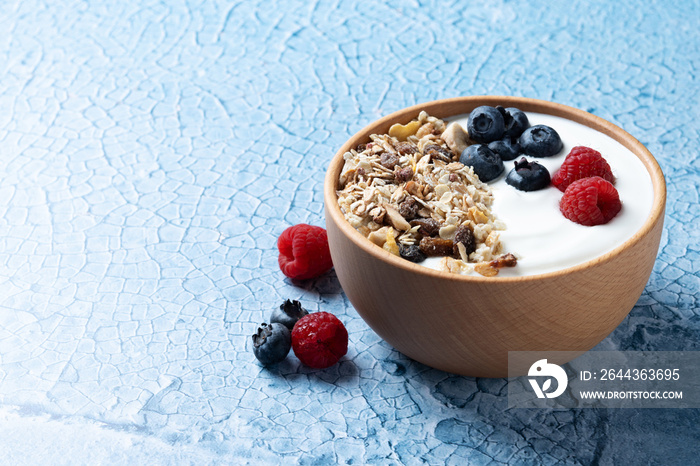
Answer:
[
  {"xmin": 518, "ymin": 124, "xmax": 563, "ymax": 157},
  {"xmin": 252, "ymin": 322, "xmax": 292, "ymax": 365},
  {"xmin": 488, "ymin": 137, "xmax": 521, "ymax": 161},
  {"xmin": 271, "ymin": 299, "xmax": 309, "ymax": 330},
  {"xmin": 501, "ymin": 107, "xmax": 530, "ymax": 139},
  {"xmin": 505, "ymin": 157, "xmax": 551, "ymax": 191},
  {"xmin": 467, "ymin": 106, "xmax": 505, "ymax": 143},
  {"xmin": 459, "ymin": 144, "xmax": 504, "ymax": 182}
]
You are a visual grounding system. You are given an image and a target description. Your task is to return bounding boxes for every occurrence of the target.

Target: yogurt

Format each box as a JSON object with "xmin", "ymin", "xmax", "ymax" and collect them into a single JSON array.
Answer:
[{"xmin": 422, "ymin": 112, "xmax": 655, "ymax": 277}]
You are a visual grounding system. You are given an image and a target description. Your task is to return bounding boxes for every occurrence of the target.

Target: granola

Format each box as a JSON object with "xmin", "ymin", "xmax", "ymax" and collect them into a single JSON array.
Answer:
[{"xmin": 336, "ymin": 111, "xmax": 517, "ymax": 276}]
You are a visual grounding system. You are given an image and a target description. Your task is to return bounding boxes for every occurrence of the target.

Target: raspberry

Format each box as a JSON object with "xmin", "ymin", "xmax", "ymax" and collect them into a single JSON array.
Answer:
[
  {"xmin": 277, "ymin": 224, "xmax": 333, "ymax": 280},
  {"xmin": 551, "ymin": 146, "xmax": 615, "ymax": 191},
  {"xmin": 291, "ymin": 312, "xmax": 348, "ymax": 369},
  {"xmin": 559, "ymin": 176, "xmax": 622, "ymax": 226}
]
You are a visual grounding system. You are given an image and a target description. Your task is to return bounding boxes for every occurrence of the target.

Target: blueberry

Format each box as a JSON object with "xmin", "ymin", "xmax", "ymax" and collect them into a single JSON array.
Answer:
[
  {"xmin": 467, "ymin": 106, "xmax": 505, "ymax": 143},
  {"xmin": 518, "ymin": 125, "xmax": 563, "ymax": 157},
  {"xmin": 505, "ymin": 157, "xmax": 551, "ymax": 191},
  {"xmin": 488, "ymin": 137, "xmax": 521, "ymax": 161},
  {"xmin": 459, "ymin": 144, "xmax": 504, "ymax": 182},
  {"xmin": 271, "ymin": 299, "xmax": 309, "ymax": 330},
  {"xmin": 499, "ymin": 107, "xmax": 530, "ymax": 139},
  {"xmin": 252, "ymin": 322, "xmax": 291, "ymax": 365}
]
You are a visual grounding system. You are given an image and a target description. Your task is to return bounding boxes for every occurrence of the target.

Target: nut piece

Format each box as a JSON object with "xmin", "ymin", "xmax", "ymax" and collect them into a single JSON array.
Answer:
[
  {"xmin": 475, "ymin": 262, "xmax": 499, "ymax": 277},
  {"xmin": 368, "ymin": 227, "xmax": 389, "ymax": 247},
  {"xmin": 419, "ymin": 237, "xmax": 454, "ymax": 257},
  {"xmin": 415, "ymin": 122, "xmax": 435, "ymax": 139},
  {"xmin": 455, "ymin": 242, "xmax": 469, "ymax": 262},
  {"xmin": 441, "ymin": 122, "xmax": 470, "ymax": 156},
  {"xmin": 405, "ymin": 180, "xmax": 429, "ymax": 199},
  {"xmin": 368, "ymin": 206, "xmax": 386, "ymax": 224},
  {"xmin": 439, "ymin": 256, "xmax": 467, "ymax": 274},
  {"xmin": 423, "ymin": 144, "xmax": 453, "ymax": 163},
  {"xmin": 383, "ymin": 203, "xmax": 411, "ymax": 231},
  {"xmin": 388, "ymin": 120, "xmax": 422, "ymax": 141}
]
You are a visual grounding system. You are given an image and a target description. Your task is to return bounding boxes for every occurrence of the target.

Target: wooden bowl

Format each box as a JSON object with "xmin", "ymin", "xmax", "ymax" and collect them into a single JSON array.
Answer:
[{"xmin": 323, "ymin": 96, "xmax": 666, "ymax": 377}]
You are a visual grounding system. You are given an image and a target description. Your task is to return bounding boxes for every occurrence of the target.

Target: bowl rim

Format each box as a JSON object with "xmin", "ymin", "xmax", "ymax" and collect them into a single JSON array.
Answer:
[{"xmin": 324, "ymin": 96, "xmax": 666, "ymax": 283}]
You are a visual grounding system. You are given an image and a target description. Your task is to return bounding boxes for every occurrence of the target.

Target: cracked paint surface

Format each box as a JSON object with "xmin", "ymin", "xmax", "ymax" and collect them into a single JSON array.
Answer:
[{"xmin": 0, "ymin": 0, "xmax": 699, "ymax": 464}]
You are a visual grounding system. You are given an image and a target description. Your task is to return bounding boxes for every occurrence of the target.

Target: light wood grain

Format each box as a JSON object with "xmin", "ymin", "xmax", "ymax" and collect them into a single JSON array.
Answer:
[{"xmin": 324, "ymin": 96, "xmax": 666, "ymax": 377}]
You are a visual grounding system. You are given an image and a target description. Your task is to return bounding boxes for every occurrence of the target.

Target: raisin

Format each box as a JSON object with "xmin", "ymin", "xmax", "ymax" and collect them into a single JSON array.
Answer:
[
  {"xmin": 398, "ymin": 197, "xmax": 420, "ymax": 220},
  {"xmin": 453, "ymin": 224, "xmax": 476, "ymax": 256},
  {"xmin": 396, "ymin": 142, "xmax": 417, "ymax": 155},
  {"xmin": 394, "ymin": 167, "xmax": 413, "ymax": 183},
  {"xmin": 449, "ymin": 173, "xmax": 459, "ymax": 182},
  {"xmin": 423, "ymin": 144, "xmax": 454, "ymax": 163},
  {"xmin": 419, "ymin": 237, "xmax": 454, "ymax": 257},
  {"xmin": 490, "ymin": 253, "xmax": 518, "ymax": 268},
  {"xmin": 399, "ymin": 243, "xmax": 426, "ymax": 263},
  {"xmin": 410, "ymin": 218, "xmax": 440, "ymax": 237},
  {"xmin": 380, "ymin": 152, "xmax": 399, "ymax": 170},
  {"xmin": 356, "ymin": 143, "xmax": 367, "ymax": 152}
]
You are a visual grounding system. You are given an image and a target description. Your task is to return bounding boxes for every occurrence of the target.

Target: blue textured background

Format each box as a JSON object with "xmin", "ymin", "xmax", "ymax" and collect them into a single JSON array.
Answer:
[{"xmin": 0, "ymin": 0, "xmax": 699, "ymax": 464}]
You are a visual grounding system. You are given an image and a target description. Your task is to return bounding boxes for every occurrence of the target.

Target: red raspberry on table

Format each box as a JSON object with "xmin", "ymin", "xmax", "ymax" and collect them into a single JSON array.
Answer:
[
  {"xmin": 292, "ymin": 312, "xmax": 348, "ymax": 369},
  {"xmin": 277, "ymin": 224, "xmax": 333, "ymax": 280},
  {"xmin": 551, "ymin": 146, "xmax": 615, "ymax": 192},
  {"xmin": 559, "ymin": 176, "xmax": 622, "ymax": 226}
]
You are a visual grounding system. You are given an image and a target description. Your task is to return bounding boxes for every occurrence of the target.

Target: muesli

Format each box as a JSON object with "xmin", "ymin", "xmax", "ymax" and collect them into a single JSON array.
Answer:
[{"xmin": 336, "ymin": 111, "xmax": 517, "ymax": 276}]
